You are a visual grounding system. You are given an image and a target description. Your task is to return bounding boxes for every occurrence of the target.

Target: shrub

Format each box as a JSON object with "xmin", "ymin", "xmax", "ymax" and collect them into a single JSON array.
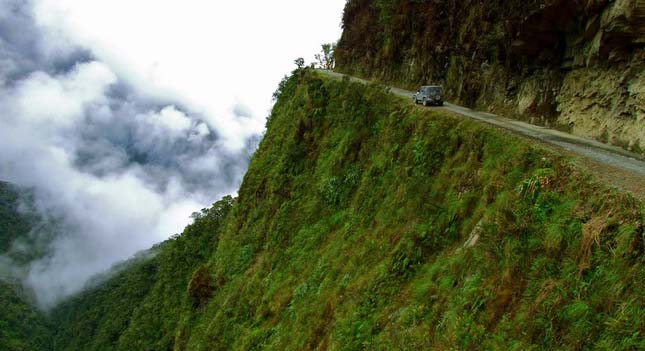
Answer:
[{"xmin": 187, "ymin": 266, "xmax": 214, "ymax": 310}]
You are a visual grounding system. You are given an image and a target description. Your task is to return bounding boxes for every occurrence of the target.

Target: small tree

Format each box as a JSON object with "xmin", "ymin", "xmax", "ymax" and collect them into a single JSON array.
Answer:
[
  {"xmin": 315, "ymin": 43, "xmax": 336, "ymax": 70},
  {"xmin": 294, "ymin": 57, "xmax": 305, "ymax": 69}
]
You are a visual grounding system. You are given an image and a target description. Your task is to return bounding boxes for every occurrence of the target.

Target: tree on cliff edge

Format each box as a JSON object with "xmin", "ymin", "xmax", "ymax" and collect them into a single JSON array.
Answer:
[{"xmin": 315, "ymin": 43, "xmax": 336, "ymax": 69}]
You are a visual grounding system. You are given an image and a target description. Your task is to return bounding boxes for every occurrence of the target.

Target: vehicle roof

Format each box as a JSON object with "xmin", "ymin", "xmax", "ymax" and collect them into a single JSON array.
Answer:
[{"xmin": 421, "ymin": 85, "xmax": 442, "ymax": 88}]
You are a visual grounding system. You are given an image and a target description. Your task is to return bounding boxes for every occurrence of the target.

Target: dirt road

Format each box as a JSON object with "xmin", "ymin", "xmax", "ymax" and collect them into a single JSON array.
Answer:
[{"xmin": 318, "ymin": 70, "xmax": 645, "ymax": 199}]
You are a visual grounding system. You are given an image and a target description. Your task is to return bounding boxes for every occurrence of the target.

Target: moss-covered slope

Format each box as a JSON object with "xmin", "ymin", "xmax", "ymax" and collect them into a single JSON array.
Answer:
[{"xmin": 50, "ymin": 70, "xmax": 643, "ymax": 350}]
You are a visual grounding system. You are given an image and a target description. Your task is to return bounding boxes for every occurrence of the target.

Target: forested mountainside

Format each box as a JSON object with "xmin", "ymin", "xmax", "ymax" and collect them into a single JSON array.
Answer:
[
  {"xmin": 50, "ymin": 196, "xmax": 233, "ymax": 350},
  {"xmin": 0, "ymin": 182, "xmax": 51, "ymax": 351},
  {"xmin": 0, "ymin": 182, "xmax": 34, "ymax": 256},
  {"xmin": 335, "ymin": 0, "xmax": 645, "ymax": 154},
  {"xmin": 32, "ymin": 70, "xmax": 643, "ymax": 350}
]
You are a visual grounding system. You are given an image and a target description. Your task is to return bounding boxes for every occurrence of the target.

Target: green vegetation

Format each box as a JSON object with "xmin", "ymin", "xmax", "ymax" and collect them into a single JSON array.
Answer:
[
  {"xmin": 0, "ymin": 182, "xmax": 57, "ymax": 266},
  {"xmin": 0, "ymin": 182, "xmax": 51, "ymax": 351},
  {"xmin": 0, "ymin": 281, "xmax": 52, "ymax": 351},
  {"xmin": 44, "ymin": 70, "xmax": 643, "ymax": 350},
  {"xmin": 315, "ymin": 42, "xmax": 337, "ymax": 70},
  {"xmin": 0, "ymin": 182, "xmax": 34, "ymax": 254},
  {"xmin": 1, "ymin": 70, "xmax": 642, "ymax": 350}
]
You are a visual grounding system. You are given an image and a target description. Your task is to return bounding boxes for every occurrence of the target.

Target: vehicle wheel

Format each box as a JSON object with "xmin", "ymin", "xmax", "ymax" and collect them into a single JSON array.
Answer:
[{"xmin": 439, "ymin": 101, "xmax": 444, "ymax": 106}]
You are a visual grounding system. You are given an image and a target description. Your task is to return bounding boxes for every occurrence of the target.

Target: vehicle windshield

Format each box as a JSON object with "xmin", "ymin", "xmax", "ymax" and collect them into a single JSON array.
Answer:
[{"xmin": 424, "ymin": 86, "xmax": 442, "ymax": 95}]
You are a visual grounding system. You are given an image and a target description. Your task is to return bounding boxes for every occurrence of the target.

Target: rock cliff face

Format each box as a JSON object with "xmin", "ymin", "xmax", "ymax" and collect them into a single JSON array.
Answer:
[{"xmin": 335, "ymin": 0, "xmax": 645, "ymax": 153}]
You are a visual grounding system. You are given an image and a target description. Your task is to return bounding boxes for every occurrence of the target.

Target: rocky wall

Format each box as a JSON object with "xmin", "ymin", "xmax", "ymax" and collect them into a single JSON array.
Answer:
[{"xmin": 336, "ymin": 0, "xmax": 645, "ymax": 153}]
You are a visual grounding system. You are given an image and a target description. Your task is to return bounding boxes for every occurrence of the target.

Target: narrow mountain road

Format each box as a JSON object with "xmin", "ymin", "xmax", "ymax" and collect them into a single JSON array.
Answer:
[{"xmin": 318, "ymin": 70, "xmax": 645, "ymax": 199}]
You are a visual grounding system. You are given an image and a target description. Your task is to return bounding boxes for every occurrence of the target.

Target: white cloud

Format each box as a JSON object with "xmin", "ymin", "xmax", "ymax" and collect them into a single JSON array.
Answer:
[
  {"xmin": 156, "ymin": 106, "xmax": 192, "ymax": 132},
  {"xmin": 31, "ymin": 0, "xmax": 345, "ymax": 151},
  {"xmin": 6, "ymin": 61, "xmax": 115, "ymax": 128},
  {"xmin": 0, "ymin": 55, "xmax": 237, "ymax": 308}
]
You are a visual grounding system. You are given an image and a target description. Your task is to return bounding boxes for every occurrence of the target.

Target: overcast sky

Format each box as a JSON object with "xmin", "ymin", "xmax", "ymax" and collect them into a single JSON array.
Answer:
[{"xmin": 0, "ymin": 0, "xmax": 345, "ymax": 307}]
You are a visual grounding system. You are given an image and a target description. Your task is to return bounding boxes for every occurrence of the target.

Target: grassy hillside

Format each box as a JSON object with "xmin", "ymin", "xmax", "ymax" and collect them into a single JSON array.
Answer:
[{"xmin": 46, "ymin": 70, "xmax": 644, "ymax": 350}]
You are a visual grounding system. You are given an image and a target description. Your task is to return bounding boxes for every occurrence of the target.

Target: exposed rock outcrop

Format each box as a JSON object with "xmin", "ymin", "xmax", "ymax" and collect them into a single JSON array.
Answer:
[{"xmin": 336, "ymin": 0, "xmax": 645, "ymax": 153}]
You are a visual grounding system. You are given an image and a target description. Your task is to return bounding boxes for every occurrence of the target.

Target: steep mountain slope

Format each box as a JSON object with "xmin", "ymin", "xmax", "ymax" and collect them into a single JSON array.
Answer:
[
  {"xmin": 335, "ymin": 0, "xmax": 645, "ymax": 154},
  {"xmin": 0, "ymin": 182, "xmax": 34, "ymax": 256},
  {"xmin": 48, "ymin": 70, "xmax": 644, "ymax": 350},
  {"xmin": 50, "ymin": 196, "xmax": 233, "ymax": 351},
  {"xmin": 0, "ymin": 281, "xmax": 51, "ymax": 351},
  {"xmin": 0, "ymin": 182, "xmax": 51, "ymax": 351}
]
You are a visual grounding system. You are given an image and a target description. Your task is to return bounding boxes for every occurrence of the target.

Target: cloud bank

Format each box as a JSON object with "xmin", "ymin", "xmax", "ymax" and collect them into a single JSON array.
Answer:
[{"xmin": 0, "ymin": 0, "xmax": 343, "ymax": 308}]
